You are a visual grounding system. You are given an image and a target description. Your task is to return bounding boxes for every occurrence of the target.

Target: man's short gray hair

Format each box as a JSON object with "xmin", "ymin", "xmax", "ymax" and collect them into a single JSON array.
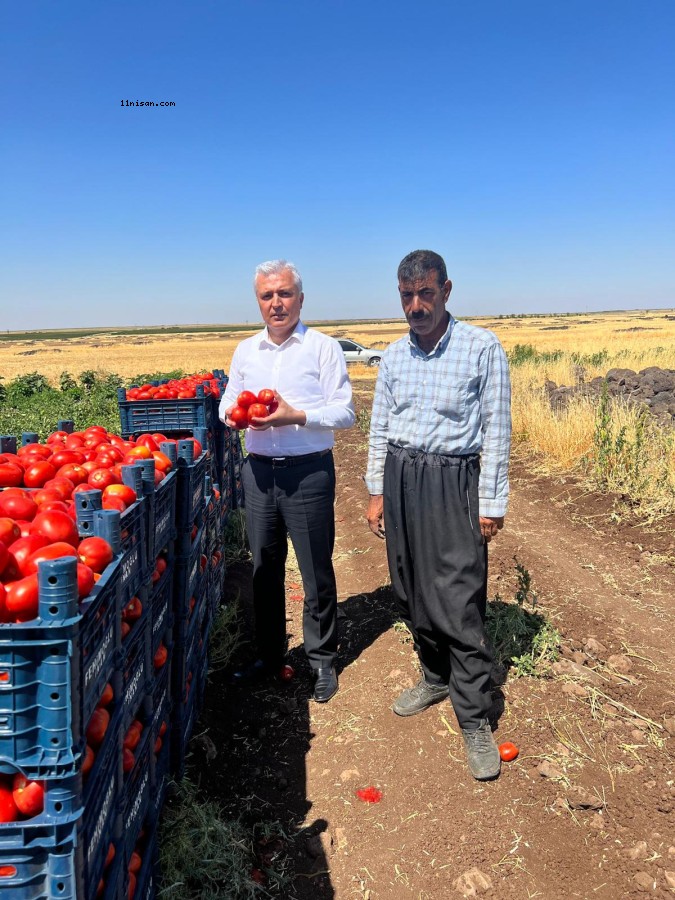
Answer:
[{"xmin": 254, "ymin": 259, "xmax": 303, "ymax": 294}]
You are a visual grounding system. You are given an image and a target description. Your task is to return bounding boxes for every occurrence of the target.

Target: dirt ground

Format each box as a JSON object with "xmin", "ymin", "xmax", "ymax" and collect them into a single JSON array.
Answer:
[{"xmin": 197, "ymin": 380, "xmax": 675, "ymax": 899}]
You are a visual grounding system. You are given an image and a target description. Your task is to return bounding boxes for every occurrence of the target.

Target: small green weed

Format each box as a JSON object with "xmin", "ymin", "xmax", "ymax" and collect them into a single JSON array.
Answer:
[
  {"xmin": 159, "ymin": 778, "xmax": 291, "ymax": 899},
  {"xmin": 356, "ymin": 407, "xmax": 371, "ymax": 434},
  {"xmin": 486, "ymin": 559, "xmax": 560, "ymax": 678}
]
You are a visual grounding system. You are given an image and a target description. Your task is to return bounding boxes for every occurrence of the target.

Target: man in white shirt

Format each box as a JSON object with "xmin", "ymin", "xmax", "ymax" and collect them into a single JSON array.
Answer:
[{"xmin": 219, "ymin": 260, "xmax": 355, "ymax": 702}]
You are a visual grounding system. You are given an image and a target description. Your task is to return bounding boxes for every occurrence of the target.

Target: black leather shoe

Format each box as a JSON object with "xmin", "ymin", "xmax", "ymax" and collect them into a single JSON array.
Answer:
[
  {"xmin": 230, "ymin": 658, "xmax": 278, "ymax": 685},
  {"xmin": 313, "ymin": 665, "xmax": 338, "ymax": 703}
]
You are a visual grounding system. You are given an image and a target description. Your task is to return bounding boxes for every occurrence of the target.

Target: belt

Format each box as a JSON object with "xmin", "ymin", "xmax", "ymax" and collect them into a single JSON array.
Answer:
[{"xmin": 248, "ymin": 449, "xmax": 331, "ymax": 468}]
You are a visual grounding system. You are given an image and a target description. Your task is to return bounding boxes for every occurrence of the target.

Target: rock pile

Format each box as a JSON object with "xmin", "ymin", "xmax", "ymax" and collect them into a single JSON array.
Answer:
[{"xmin": 546, "ymin": 367, "xmax": 675, "ymax": 423}]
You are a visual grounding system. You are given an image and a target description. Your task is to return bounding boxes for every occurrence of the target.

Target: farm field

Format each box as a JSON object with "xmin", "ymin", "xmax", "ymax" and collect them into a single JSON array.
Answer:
[{"xmin": 2, "ymin": 309, "xmax": 674, "ymax": 898}]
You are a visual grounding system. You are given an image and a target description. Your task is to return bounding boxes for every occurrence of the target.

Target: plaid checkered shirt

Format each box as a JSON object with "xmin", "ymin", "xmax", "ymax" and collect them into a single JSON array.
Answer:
[{"xmin": 365, "ymin": 314, "xmax": 511, "ymax": 517}]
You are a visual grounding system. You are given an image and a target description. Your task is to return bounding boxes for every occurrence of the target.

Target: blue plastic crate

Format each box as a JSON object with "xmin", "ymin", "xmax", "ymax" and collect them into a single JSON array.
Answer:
[
  {"xmin": 0, "ymin": 556, "xmax": 122, "ymax": 779},
  {"xmin": 117, "ymin": 384, "xmax": 217, "ymax": 435},
  {"xmin": 149, "ymin": 560, "xmax": 174, "ymax": 657},
  {"xmin": 175, "ymin": 447, "xmax": 208, "ymax": 531},
  {"xmin": 121, "ymin": 725, "xmax": 153, "ymax": 865},
  {"xmin": 209, "ymin": 556, "xmax": 226, "ymax": 617},
  {"xmin": 0, "ymin": 706, "xmax": 123, "ymax": 900},
  {"xmin": 125, "ymin": 817, "xmax": 159, "ymax": 900},
  {"xmin": 150, "ymin": 469, "xmax": 176, "ymax": 561},
  {"xmin": 121, "ymin": 596, "xmax": 152, "ymax": 737}
]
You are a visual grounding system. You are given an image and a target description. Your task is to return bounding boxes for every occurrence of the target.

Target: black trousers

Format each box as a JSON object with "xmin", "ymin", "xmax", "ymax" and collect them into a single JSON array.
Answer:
[
  {"xmin": 241, "ymin": 451, "xmax": 338, "ymax": 669},
  {"xmin": 384, "ymin": 444, "xmax": 492, "ymax": 728}
]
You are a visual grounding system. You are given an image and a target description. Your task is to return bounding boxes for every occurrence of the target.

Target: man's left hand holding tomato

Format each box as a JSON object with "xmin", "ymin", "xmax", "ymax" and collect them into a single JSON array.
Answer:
[{"xmin": 223, "ymin": 391, "xmax": 307, "ymax": 431}]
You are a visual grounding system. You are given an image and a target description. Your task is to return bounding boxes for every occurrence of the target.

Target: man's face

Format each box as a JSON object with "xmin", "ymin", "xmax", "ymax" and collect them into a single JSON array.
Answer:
[
  {"xmin": 255, "ymin": 269, "xmax": 304, "ymax": 337},
  {"xmin": 398, "ymin": 272, "xmax": 452, "ymax": 339}
]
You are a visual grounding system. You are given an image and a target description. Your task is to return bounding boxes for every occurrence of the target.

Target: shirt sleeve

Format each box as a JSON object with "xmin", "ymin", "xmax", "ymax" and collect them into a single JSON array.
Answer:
[
  {"xmin": 219, "ymin": 345, "xmax": 244, "ymax": 423},
  {"xmin": 477, "ymin": 340, "xmax": 511, "ymax": 518},
  {"xmin": 303, "ymin": 338, "xmax": 356, "ymax": 430},
  {"xmin": 365, "ymin": 355, "xmax": 393, "ymax": 494}
]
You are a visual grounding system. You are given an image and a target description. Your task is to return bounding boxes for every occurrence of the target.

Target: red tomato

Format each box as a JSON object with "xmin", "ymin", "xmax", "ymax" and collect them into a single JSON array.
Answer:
[
  {"xmin": 0, "ymin": 784, "xmax": 19, "ymax": 823},
  {"xmin": 81, "ymin": 744, "xmax": 95, "ymax": 778},
  {"xmin": 498, "ymin": 741, "xmax": 519, "ymax": 762},
  {"xmin": 77, "ymin": 537, "xmax": 114, "ymax": 574},
  {"xmin": 31, "ymin": 510, "xmax": 79, "ymax": 547},
  {"xmin": 122, "ymin": 597, "xmax": 143, "ymax": 622},
  {"xmin": 17, "ymin": 444, "xmax": 51, "ymax": 459},
  {"xmin": 102, "ymin": 484, "xmax": 137, "ymax": 507},
  {"xmin": 102, "ymin": 495, "xmax": 127, "ymax": 513},
  {"xmin": 0, "ymin": 543, "xmax": 8, "ymax": 578},
  {"xmin": 77, "ymin": 563, "xmax": 96, "ymax": 599},
  {"xmin": 128, "ymin": 851, "xmax": 142, "ymax": 875},
  {"xmin": 0, "ymin": 518, "xmax": 21, "ymax": 548},
  {"xmin": 15, "ymin": 521, "xmax": 34, "ymax": 539},
  {"xmin": 123, "ymin": 724, "xmax": 142, "ymax": 751},
  {"xmin": 0, "ymin": 491, "xmax": 38, "ymax": 522},
  {"xmin": 279, "ymin": 664, "xmax": 295, "ymax": 682},
  {"xmin": 97, "ymin": 682, "xmax": 114, "ymax": 708},
  {"xmin": 155, "ymin": 556, "xmax": 167, "ymax": 575},
  {"xmin": 153, "ymin": 643, "xmax": 168, "ymax": 669},
  {"xmin": 125, "ymin": 446, "xmax": 152, "ymax": 461},
  {"xmin": 151, "ymin": 433, "xmax": 168, "ymax": 444},
  {"xmin": 151, "ymin": 451, "xmax": 173, "ymax": 473},
  {"xmin": 33, "ymin": 488, "xmax": 62, "ymax": 506},
  {"xmin": 136, "ymin": 434, "xmax": 159, "ymax": 452},
  {"xmin": 257, "ymin": 388, "xmax": 275, "ymax": 405},
  {"xmin": 57, "ymin": 464, "xmax": 89, "ymax": 487},
  {"xmin": 8, "ymin": 535, "xmax": 50, "ymax": 577},
  {"xmin": 43, "ymin": 477, "xmax": 75, "ymax": 500},
  {"xmin": 104, "ymin": 843, "xmax": 115, "ymax": 869},
  {"xmin": 0, "ymin": 583, "xmax": 8, "ymax": 622},
  {"xmin": 26, "ymin": 542, "xmax": 78, "ymax": 575},
  {"xmin": 128, "ymin": 870, "xmax": 137, "ymax": 899},
  {"xmin": 268, "ymin": 399, "xmax": 279, "ymax": 413},
  {"xmin": 12, "ymin": 775, "xmax": 44, "ymax": 818},
  {"xmin": 0, "ymin": 464, "xmax": 23, "ymax": 487},
  {"xmin": 5, "ymin": 574, "xmax": 40, "ymax": 621},
  {"xmin": 87, "ymin": 468, "xmax": 118, "ymax": 490},
  {"xmin": 23, "ymin": 461, "xmax": 57, "ymax": 489},
  {"xmin": 247, "ymin": 403, "xmax": 269, "ymax": 421},
  {"xmin": 237, "ymin": 390, "xmax": 257, "ymax": 409},
  {"xmin": 86, "ymin": 708, "xmax": 110, "ymax": 748},
  {"xmin": 122, "ymin": 747, "xmax": 135, "ymax": 774},
  {"xmin": 229, "ymin": 406, "xmax": 249, "ymax": 429},
  {"xmin": 38, "ymin": 500, "xmax": 70, "ymax": 514},
  {"xmin": 50, "ymin": 450, "xmax": 85, "ymax": 468}
]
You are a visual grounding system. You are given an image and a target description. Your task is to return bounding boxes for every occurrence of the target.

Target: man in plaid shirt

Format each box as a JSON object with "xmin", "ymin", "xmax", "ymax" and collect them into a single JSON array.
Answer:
[{"xmin": 365, "ymin": 249, "xmax": 511, "ymax": 780}]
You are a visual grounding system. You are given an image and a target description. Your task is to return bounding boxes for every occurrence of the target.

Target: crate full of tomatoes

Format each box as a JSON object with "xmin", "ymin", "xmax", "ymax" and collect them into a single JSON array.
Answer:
[{"xmin": 117, "ymin": 372, "xmax": 227, "ymax": 437}]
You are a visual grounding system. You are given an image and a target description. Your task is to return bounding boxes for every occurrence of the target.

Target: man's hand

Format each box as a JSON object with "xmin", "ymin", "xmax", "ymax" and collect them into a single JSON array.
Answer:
[
  {"xmin": 479, "ymin": 516, "xmax": 505, "ymax": 543},
  {"xmin": 367, "ymin": 494, "xmax": 385, "ymax": 539},
  {"xmin": 248, "ymin": 391, "xmax": 307, "ymax": 430},
  {"xmin": 222, "ymin": 405, "xmax": 238, "ymax": 429}
]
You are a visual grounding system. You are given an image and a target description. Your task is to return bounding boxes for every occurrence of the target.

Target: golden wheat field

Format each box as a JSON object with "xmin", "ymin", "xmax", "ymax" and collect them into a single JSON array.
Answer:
[{"xmin": 2, "ymin": 308, "xmax": 674, "ymax": 516}]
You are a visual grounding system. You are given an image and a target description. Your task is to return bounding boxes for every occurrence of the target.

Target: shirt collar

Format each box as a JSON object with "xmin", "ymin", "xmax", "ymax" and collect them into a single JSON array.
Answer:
[
  {"xmin": 258, "ymin": 320, "xmax": 307, "ymax": 349},
  {"xmin": 408, "ymin": 313, "xmax": 455, "ymax": 357}
]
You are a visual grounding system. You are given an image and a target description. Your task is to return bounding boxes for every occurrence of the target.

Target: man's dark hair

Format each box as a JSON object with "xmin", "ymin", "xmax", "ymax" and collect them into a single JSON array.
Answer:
[{"xmin": 397, "ymin": 250, "xmax": 448, "ymax": 288}]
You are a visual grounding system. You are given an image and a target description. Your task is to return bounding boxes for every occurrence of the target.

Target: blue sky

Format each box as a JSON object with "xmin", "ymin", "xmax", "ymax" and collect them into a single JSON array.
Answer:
[{"xmin": 2, "ymin": 0, "xmax": 674, "ymax": 329}]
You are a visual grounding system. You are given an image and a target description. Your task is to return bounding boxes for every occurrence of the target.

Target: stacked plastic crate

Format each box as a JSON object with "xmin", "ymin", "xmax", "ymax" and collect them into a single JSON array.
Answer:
[
  {"xmin": 116, "ymin": 381, "xmax": 230, "ymax": 779},
  {"xmin": 0, "ymin": 467, "xmax": 146, "ymax": 899}
]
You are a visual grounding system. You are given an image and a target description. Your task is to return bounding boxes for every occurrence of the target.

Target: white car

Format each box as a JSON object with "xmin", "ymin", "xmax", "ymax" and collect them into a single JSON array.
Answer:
[{"xmin": 337, "ymin": 339, "xmax": 382, "ymax": 367}]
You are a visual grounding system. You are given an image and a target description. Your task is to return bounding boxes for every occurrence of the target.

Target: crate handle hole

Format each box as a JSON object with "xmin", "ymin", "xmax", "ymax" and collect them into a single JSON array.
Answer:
[
  {"xmin": 48, "ymin": 576, "xmax": 58, "ymax": 585},
  {"xmin": 50, "ymin": 737, "xmax": 60, "ymax": 745},
  {"xmin": 49, "ymin": 606, "xmax": 58, "ymax": 615},
  {"xmin": 50, "ymin": 692, "xmax": 59, "ymax": 701},
  {"xmin": 56, "ymin": 882, "xmax": 65, "ymax": 892},
  {"xmin": 50, "ymin": 647, "xmax": 60, "ymax": 655},
  {"xmin": 54, "ymin": 802, "xmax": 63, "ymax": 813},
  {"xmin": 82, "ymin": 522, "xmax": 91, "ymax": 531}
]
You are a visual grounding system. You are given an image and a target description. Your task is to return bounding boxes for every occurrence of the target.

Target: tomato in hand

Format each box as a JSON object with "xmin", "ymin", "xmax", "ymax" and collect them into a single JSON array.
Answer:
[
  {"xmin": 229, "ymin": 406, "xmax": 249, "ymax": 429},
  {"xmin": 498, "ymin": 741, "xmax": 519, "ymax": 762},
  {"xmin": 237, "ymin": 390, "xmax": 257, "ymax": 409},
  {"xmin": 257, "ymin": 388, "xmax": 275, "ymax": 405},
  {"xmin": 247, "ymin": 403, "xmax": 269, "ymax": 422}
]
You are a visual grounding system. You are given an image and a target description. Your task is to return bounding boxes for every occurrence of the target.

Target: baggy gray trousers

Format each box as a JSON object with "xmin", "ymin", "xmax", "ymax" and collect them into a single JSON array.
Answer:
[{"xmin": 383, "ymin": 443, "xmax": 492, "ymax": 728}]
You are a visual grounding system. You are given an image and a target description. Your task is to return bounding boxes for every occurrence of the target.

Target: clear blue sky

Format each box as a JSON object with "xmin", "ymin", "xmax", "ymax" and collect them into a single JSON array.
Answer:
[{"xmin": 2, "ymin": 0, "xmax": 674, "ymax": 329}]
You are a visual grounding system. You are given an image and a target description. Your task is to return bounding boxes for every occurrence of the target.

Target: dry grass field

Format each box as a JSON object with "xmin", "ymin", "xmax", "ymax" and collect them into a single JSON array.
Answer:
[{"xmin": 2, "ymin": 308, "xmax": 674, "ymax": 516}]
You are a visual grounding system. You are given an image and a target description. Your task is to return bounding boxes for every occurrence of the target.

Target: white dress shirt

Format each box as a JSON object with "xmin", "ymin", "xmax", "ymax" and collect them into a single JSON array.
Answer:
[{"xmin": 219, "ymin": 321, "xmax": 355, "ymax": 456}]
